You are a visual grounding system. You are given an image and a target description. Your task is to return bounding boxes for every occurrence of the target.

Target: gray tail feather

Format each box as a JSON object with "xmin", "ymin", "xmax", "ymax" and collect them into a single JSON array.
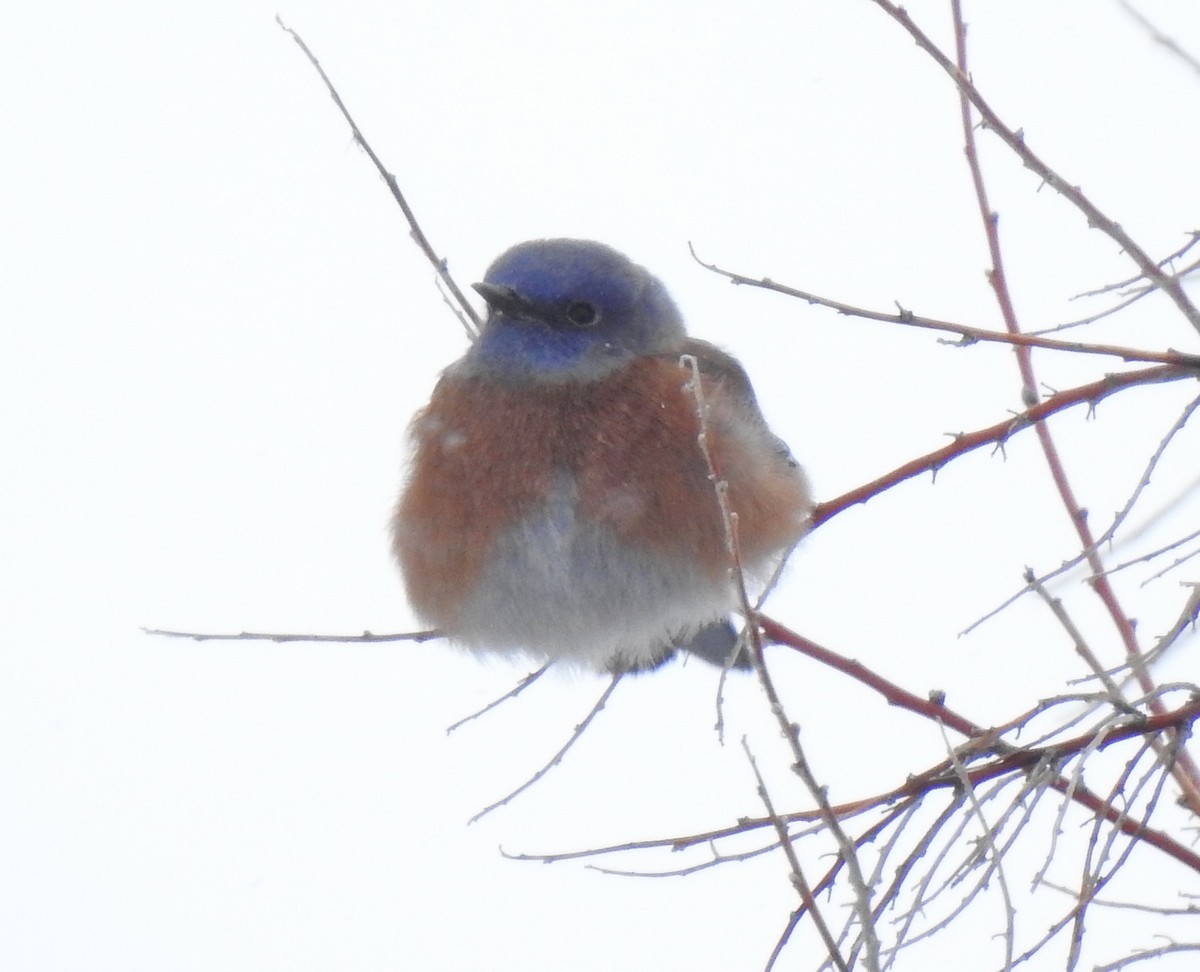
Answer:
[
  {"xmin": 608, "ymin": 618, "xmax": 752, "ymax": 674},
  {"xmin": 679, "ymin": 618, "xmax": 751, "ymax": 670}
]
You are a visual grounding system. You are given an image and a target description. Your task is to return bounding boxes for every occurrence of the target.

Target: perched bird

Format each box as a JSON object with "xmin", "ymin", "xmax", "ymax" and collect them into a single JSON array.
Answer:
[{"xmin": 393, "ymin": 239, "xmax": 811, "ymax": 673}]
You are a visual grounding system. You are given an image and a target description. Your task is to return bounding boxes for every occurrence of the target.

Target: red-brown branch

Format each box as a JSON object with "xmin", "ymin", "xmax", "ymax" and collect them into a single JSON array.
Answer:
[
  {"xmin": 760, "ymin": 617, "xmax": 1200, "ymax": 874},
  {"xmin": 810, "ymin": 364, "xmax": 1193, "ymax": 529}
]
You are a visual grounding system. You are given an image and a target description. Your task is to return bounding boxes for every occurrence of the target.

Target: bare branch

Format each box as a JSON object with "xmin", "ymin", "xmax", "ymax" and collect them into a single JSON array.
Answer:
[
  {"xmin": 275, "ymin": 16, "xmax": 481, "ymax": 335},
  {"xmin": 688, "ymin": 247, "xmax": 1200, "ymax": 370},
  {"xmin": 742, "ymin": 739, "xmax": 851, "ymax": 972},
  {"xmin": 142, "ymin": 626, "xmax": 438, "ymax": 644},
  {"xmin": 446, "ymin": 664, "xmax": 552, "ymax": 734},
  {"xmin": 472, "ymin": 674, "xmax": 622, "ymax": 823},
  {"xmin": 811, "ymin": 365, "xmax": 1196, "ymax": 530},
  {"xmin": 865, "ymin": 0, "xmax": 1200, "ymax": 334},
  {"xmin": 1116, "ymin": 0, "xmax": 1200, "ymax": 77}
]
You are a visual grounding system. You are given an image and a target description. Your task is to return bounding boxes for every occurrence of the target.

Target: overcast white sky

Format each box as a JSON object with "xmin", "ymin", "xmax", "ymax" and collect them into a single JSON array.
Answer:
[{"xmin": 3, "ymin": 1, "xmax": 1199, "ymax": 969}]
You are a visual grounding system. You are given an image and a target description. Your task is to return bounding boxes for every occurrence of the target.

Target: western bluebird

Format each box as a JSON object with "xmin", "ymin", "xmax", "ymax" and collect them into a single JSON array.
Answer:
[{"xmin": 393, "ymin": 239, "xmax": 811, "ymax": 673}]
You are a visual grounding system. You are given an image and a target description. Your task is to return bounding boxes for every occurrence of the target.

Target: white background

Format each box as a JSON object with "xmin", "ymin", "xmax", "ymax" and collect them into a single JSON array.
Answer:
[{"xmin": 3, "ymin": 1, "xmax": 1199, "ymax": 969}]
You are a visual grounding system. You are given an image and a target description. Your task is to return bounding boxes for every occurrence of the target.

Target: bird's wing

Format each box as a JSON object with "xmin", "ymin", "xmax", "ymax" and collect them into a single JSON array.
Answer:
[{"xmin": 675, "ymin": 337, "xmax": 798, "ymax": 467}]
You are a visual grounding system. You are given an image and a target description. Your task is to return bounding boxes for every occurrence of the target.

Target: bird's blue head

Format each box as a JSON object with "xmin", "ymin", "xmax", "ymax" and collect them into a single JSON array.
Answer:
[{"xmin": 458, "ymin": 239, "xmax": 687, "ymax": 383}]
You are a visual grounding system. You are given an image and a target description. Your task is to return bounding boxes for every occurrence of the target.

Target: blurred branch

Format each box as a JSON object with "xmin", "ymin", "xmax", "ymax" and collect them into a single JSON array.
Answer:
[
  {"xmin": 143, "ymin": 626, "xmax": 437, "ymax": 643},
  {"xmin": 1071, "ymin": 231, "xmax": 1200, "ymax": 300},
  {"xmin": 1042, "ymin": 230, "xmax": 1200, "ymax": 334},
  {"xmin": 1094, "ymin": 943, "xmax": 1200, "ymax": 972},
  {"xmin": 1117, "ymin": 0, "xmax": 1200, "ymax": 77}
]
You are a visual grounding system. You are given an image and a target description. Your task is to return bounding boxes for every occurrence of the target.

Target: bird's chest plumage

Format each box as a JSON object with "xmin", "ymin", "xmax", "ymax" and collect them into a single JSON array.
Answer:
[
  {"xmin": 393, "ymin": 355, "xmax": 808, "ymax": 667},
  {"xmin": 394, "ymin": 358, "xmax": 727, "ymax": 613}
]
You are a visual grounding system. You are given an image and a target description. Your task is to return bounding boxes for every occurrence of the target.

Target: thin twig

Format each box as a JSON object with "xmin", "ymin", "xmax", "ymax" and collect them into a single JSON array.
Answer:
[
  {"xmin": 1026, "ymin": 570, "xmax": 1123, "ymax": 700},
  {"xmin": 940, "ymin": 722, "xmax": 1016, "ymax": 970},
  {"xmin": 689, "ymin": 247, "xmax": 1200, "ymax": 370},
  {"xmin": 1142, "ymin": 583, "xmax": 1200, "ymax": 667},
  {"xmin": 1037, "ymin": 231, "xmax": 1200, "ymax": 334},
  {"xmin": 143, "ymin": 626, "xmax": 438, "ymax": 644},
  {"xmin": 1071, "ymin": 231, "xmax": 1200, "ymax": 298},
  {"xmin": 276, "ymin": 16, "xmax": 481, "ymax": 335},
  {"xmin": 470, "ymin": 674, "xmax": 622, "ymax": 823},
  {"xmin": 1093, "ymin": 943, "xmax": 1200, "ymax": 972},
  {"xmin": 1042, "ymin": 880, "xmax": 1200, "ymax": 916},
  {"xmin": 759, "ymin": 618, "xmax": 1200, "ymax": 873},
  {"xmin": 1116, "ymin": 0, "xmax": 1200, "ymax": 77},
  {"xmin": 446, "ymin": 664, "xmax": 552, "ymax": 734},
  {"xmin": 950, "ymin": 0, "xmax": 1200, "ymax": 814},
  {"xmin": 742, "ymin": 739, "xmax": 850, "ymax": 972},
  {"xmin": 962, "ymin": 392, "xmax": 1200, "ymax": 635}
]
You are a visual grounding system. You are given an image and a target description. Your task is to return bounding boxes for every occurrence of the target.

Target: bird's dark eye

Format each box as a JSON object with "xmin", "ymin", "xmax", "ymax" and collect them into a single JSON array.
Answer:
[{"xmin": 564, "ymin": 300, "xmax": 600, "ymax": 327}]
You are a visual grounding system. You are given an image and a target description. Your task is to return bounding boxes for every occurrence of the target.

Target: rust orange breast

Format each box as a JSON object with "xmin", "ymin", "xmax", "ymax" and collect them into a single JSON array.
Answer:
[{"xmin": 393, "ymin": 356, "xmax": 807, "ymax": 625}]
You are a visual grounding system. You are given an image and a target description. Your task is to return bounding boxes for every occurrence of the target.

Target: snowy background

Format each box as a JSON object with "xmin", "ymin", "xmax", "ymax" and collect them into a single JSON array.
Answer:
[{"xmin": 3, "ymin": 1, "xmax": 1198, "ymax": 969}]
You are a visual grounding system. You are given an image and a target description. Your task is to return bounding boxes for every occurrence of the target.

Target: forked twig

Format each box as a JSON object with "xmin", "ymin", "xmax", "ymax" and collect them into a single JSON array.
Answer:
[
  {"xmin": 866, "ymin": 0, "xmax": 1200, "ymax": 335},
  {"xmin": 470, "ymin": 674, "xmax": 622, "ymax": 823},
  {"xmin": 742, "ymin": 740, "xmax": 850, "ymax": 972}
]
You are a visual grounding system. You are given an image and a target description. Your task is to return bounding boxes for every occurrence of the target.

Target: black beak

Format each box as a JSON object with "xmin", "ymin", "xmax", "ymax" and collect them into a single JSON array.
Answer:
[{"xmin": 472, "ymin": 282, "xmax": 539, "ymax": 319}]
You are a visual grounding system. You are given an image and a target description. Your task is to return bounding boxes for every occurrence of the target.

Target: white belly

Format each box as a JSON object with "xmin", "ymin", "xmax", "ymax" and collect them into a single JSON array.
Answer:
[{"xmin": 449, "ymin": 475, "xmax": 736, "ymax": 671}]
